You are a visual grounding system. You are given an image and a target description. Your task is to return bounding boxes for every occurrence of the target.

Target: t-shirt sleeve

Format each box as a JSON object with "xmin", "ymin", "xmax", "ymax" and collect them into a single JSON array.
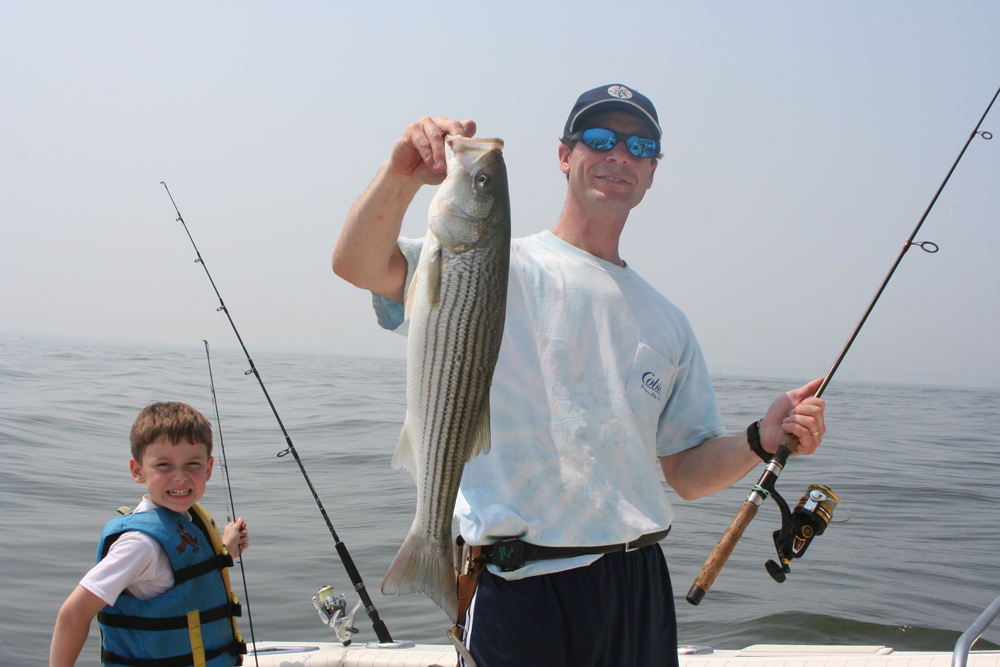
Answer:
[
  {"xmin": 79, "ymin": 532, "xmax": 163, "ymax": 606},
  {"xmin": 655, "ymin": 332, "xmax": 726, "ymax": 457},
  {"xmin": 371, "ymin": 237, "xmax": 423, "ymax": 334}
]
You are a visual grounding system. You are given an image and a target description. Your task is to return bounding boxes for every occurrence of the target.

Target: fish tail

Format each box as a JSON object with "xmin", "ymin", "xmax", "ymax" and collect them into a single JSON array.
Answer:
[{"xmin": 382, "ymin": 529, "xmax": 459, "ymax": 622}]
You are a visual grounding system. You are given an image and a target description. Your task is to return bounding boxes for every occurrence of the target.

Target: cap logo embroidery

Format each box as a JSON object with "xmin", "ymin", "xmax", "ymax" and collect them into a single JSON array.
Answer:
[{"xmin": 607, "ymin": 85, "xmax": 633, "ymax": 99}]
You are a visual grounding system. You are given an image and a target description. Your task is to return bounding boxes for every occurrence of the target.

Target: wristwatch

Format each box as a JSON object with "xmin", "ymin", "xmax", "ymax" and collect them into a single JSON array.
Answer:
[{"xmin": 746, "ymin": 420, "xmax": 771, "ymax": 462}]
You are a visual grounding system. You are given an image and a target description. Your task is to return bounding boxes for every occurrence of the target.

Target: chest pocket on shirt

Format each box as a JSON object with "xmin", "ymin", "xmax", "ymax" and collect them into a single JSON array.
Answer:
[{"xmin": 626, "ymin": 343, "xmax": 675, "ymax": 424}]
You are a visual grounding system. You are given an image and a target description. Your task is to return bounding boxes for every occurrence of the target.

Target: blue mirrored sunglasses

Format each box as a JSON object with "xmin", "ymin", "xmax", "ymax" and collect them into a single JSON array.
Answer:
[{"xmin": 571, "ymin": 128, "xmax": 659, "ymax": 159}]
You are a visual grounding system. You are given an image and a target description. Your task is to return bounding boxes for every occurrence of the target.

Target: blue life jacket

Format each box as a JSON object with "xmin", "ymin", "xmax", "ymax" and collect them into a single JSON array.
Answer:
[{"xmin": 96, "ymin": 503, "xmax": 246, "ymax": 667}]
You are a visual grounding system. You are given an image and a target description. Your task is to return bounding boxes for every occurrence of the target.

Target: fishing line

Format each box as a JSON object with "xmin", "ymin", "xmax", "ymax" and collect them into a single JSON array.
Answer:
[
  {"xmin": 275, "ymin": 445, "xmax": 320, "ymax": 594},
  {"xmin": 688, "ymin": 84, "xmax": 999, "ymax": 606},
  {"xmin": 0, "ymin": 638, "xmax": 48, "ymax": 660},
  {"xmin": 161, "ymin": 182, "xmax": 395, "ymax": 643},
  {"xmin": 203, "ymin": 340, "xmax": 258, "ymax": 665}
]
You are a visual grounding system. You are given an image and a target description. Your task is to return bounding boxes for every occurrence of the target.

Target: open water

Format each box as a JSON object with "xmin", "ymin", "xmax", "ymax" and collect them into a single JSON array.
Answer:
[{"xmin": 1, "ymin": 337, "xmax": 999, "ymax": 664}]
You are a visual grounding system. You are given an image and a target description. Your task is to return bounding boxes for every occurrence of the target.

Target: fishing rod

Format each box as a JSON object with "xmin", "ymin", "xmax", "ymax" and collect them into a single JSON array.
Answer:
[
  {"xmin": 161, "ymin": 182, "xmax": 395, "ymax": 643},
  {"xmin": 203, "ymin": 340, "xmax": 258, "ymax": 664},
  {"xmin": 687, "ymin": 84, "xmax": 999, "ymax": 606}
]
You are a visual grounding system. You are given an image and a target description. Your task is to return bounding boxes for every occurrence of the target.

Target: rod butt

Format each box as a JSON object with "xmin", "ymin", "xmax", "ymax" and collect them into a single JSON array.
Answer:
[{"xmin": 686, "ymin": 585, "xmax": 706, "ymax": 606}]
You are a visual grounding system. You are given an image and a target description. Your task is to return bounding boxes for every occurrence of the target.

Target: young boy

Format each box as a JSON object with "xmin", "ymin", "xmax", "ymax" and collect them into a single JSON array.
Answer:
[{"xmin": 50, "ymin": 402, "xmax": 249, "ymax": 667}]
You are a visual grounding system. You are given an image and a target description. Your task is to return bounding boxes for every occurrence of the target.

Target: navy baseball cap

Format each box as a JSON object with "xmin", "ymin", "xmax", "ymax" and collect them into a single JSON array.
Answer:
[{"xmin": 564, "ymin": 84, "xmax": 661, "ymax": 140}]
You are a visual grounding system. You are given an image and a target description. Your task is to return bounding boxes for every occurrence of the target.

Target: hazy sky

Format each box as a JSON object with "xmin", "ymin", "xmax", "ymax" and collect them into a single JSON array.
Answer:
[{"xmin": 2, "ymin": 2, "xmax": 998, "ymax": 386}]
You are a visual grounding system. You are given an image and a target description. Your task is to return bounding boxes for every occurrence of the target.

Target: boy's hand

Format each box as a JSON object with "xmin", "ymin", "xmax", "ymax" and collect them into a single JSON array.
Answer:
[{"xmin": 223, "ymin": 518, "xmax": 249, "ymax": 557}]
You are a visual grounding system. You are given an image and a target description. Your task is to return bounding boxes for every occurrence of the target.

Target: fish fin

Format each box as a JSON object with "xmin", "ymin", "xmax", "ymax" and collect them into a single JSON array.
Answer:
[
  {"xmin": 391, "ymin": 419, "xmax": 417, "ymax": 479},
  {"xmin": 467, "ymin": 403, "xmax": 492, "ymax": 461},
  {"xmin": 426, "ymin": 244, "xmax": 442, "ymax": 305},
  {"xmin": 406, "ymin": 244, "xmax": 442, "ymax": 317},
  {"xmin": 382, "ymin": 528, "xmax": 459, "ymax": 623},
  {"xmin": 404, "ymin": 265, "xmax": 419, "ymax": 321}
]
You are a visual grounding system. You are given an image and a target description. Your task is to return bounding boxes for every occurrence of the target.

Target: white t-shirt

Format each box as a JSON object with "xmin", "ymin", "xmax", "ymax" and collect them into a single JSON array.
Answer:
[
  {"xmin": 375, "ymin": 231, "xmax": 725, "ymax": 579},
  {"xmin": 80, "ymin": 497, "xmax": 184, "ymax": 604}
]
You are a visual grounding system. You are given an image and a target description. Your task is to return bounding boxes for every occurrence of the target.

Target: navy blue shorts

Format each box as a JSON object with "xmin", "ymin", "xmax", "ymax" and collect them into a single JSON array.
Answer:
[{"xmin": 461, "ymin": 544, "xmax": 679, "ymax": 667}]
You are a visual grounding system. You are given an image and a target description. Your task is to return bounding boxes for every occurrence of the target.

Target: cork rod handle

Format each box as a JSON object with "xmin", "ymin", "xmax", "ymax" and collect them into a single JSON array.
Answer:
[{"xmin": 686, "ymin": 432, "xmax": 800, "ymax": 605}]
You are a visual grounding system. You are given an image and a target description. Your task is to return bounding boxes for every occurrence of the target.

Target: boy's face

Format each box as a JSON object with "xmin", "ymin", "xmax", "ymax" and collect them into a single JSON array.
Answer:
[{"xmin": 129, "ymin": 435, "xmax": 214, "ymax": 514}]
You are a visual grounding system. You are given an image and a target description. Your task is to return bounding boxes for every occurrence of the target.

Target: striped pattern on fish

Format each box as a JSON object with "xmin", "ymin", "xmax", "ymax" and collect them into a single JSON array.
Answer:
[{"xmin": 381, "ymin": 136, "xmax": 511, "ymax": 623}]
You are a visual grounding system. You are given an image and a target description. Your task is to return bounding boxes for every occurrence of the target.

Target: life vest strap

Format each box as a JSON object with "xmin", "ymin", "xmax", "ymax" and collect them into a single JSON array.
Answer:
[
  {"xmin": 98, "ymin": 602, "xmax": 242, "ymax": 631},
  {"xmin": 100, "ymin": 641, "xmax": 246, "ymax": 667},
  {"xmin": 187, "ymin": 610, "xmax": 206, "ymax": 667},
  {"xmin": 173, "ymin": 553, "xmax": 235, "ymax": 586}
]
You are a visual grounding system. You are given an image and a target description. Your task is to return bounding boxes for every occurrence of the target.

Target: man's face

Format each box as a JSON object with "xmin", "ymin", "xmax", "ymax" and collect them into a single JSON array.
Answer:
[{"xmin": 559, "ymin": 111, "xmax": 658, "ymax": 214}]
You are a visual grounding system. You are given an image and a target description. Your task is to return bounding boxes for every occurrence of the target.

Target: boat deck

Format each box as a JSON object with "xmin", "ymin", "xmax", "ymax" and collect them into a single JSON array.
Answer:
[{"xmin": 243, "ymin": 641, "xmax": 1000, "ymax": 667}]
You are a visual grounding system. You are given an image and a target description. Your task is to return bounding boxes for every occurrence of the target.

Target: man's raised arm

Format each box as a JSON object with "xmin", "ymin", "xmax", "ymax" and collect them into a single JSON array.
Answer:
[{"xmin": 332, "ymin": 116, "xmax": 477, "ymax": 303}]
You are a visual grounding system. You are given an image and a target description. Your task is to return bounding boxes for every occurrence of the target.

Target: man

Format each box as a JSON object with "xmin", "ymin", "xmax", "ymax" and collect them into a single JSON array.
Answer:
[{"xmin": 332, "ymin": 84, "xmax": 825, "ymax": 666}]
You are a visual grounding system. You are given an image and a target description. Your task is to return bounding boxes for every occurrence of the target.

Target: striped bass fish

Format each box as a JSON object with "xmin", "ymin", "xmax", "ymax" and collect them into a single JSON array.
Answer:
[{"xmin": 381, "ymin": 135, "xmax": 510, "ymax": 622}]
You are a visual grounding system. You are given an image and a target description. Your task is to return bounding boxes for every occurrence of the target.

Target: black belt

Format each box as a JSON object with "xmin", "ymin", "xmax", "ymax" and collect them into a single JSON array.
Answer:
[{"xmin": 475, "ymin": 527, "xmax": 671, "ymax": 572}]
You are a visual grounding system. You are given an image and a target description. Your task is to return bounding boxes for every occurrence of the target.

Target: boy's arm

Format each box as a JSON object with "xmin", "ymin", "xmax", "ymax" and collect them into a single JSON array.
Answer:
[{"xmin": 50, "ymin": 585, "xmax": 108, "ymax": 667}]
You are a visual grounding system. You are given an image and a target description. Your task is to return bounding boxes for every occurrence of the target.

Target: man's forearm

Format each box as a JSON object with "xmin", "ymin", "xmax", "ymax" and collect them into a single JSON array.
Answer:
[
  {"xmin": 659, "ymin": 433, "xmax": 759, "ymax": 501},
  {"xmin": 662, "ymin": 379, "xmax": 828, "ymax": 501}
]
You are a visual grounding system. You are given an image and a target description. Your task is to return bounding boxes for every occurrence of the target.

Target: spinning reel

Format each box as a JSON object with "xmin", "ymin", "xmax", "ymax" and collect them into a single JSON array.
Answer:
[
  {"xmin": 765, "ymin": 484, "xmax": 841, "ymax": 583},
  {"xmin": 312, "ymin": 585, "xmax": 363, "ymax": 645}
]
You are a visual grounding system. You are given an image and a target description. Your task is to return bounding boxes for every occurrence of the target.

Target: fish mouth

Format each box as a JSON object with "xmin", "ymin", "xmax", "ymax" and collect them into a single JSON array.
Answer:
[
  {"xmin": 447, "ymin": 135, "xmax": 504, "ymax": 152},
  {"xmin": 446, "ymin": 135, "xmax": 506, "ymax": 183}
]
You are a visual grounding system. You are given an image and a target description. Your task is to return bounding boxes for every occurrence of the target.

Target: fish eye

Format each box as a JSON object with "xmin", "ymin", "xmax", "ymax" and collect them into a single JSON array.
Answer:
[{"xmin": 476, "ymin": 173, "xmax": 491, "ymax": 186}]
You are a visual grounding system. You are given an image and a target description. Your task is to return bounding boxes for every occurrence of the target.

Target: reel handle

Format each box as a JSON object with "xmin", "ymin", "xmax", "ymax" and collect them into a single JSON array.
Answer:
[{"xmin": 686, "ymin": 432, "xmax": 800, "ymax": 606}]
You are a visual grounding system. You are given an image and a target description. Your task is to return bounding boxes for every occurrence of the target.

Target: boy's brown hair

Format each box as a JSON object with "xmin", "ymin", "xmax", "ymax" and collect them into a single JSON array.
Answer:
[{"xmin": 130, "ymin": 402, "xmax": 213, "ymax": 463}]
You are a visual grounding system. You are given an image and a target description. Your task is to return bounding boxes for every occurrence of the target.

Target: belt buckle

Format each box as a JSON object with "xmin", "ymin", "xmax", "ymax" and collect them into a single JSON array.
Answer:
[{"xmin": 491, "ymin": 538, "xmax": 526, "ymax": 571}]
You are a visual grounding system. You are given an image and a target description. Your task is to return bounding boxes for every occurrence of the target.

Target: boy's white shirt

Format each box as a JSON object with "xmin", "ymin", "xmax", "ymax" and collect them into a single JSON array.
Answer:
[{"xmin": 80, "ymin": 496, "xmax": 187, "ymax": 605}]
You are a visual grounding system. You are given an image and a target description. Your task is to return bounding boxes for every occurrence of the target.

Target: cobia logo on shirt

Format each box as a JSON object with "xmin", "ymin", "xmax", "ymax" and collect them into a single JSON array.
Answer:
[{"xmin": 640, "ymin": 371, "xmax": 661, "ymax": 400}]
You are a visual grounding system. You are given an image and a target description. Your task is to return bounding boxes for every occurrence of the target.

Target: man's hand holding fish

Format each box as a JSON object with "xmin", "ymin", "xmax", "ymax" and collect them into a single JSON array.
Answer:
[
  {"xmin": 389, "ymin": 116, "xmax": 478, "ymax": 182},
  {"xmin": 333, "ymin": 116, "xmax": 478, "ymax": 304}
]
